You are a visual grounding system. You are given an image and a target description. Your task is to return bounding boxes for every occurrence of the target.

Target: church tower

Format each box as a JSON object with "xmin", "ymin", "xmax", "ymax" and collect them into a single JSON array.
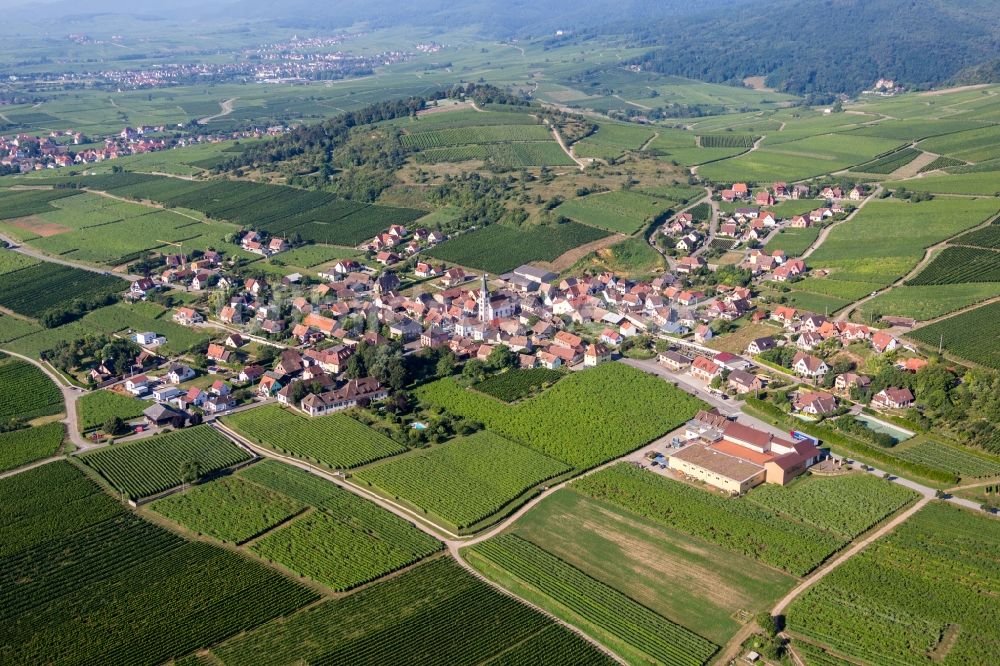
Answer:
[{"xmin": 479, "ymin": 273, "xmax": 489, "ymax": 322}]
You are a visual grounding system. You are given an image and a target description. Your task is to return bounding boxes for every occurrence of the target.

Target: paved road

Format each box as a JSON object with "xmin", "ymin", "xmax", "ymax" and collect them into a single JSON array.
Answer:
[
  {"xmin": 800, "ymin": 187, "xmax": 880, "ymax": 261},
  {"xmin": 0, "ymin": 233, "xmax": 142, "ymax": 281}
]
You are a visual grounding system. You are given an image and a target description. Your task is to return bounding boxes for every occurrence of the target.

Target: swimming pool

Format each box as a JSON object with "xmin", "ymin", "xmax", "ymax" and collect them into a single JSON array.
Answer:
[{"xmin": 855, "ymin": 413, "xmax": 913, "ymax": 443}]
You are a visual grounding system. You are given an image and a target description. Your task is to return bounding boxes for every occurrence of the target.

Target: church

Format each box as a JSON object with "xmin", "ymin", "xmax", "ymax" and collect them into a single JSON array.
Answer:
[{"xmin": 477, "ymin": 274, "xmax": 514, "ymax": 322}]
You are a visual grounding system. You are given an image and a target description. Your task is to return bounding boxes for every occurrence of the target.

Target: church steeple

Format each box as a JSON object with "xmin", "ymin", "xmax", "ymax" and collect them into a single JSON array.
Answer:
[{"xmin": 479, "ymin": 273, "xmax": 489, "ymax": 322}]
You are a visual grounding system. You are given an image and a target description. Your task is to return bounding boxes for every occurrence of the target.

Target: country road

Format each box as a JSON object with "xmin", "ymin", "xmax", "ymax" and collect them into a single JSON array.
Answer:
[
  {"xmin": 198, "ymin": 98, "xmax": 237, "ymax": 125},
  {"xmin": 545, "ymin": 119, "xmax": 588, "ymax": 169},
  {"xmin": 0, "ymin": 232, "xmax": 142, "ymax": 281},
  {"xmin": 800, "ymin": 186, "xmax": 881, "ymax": 261}
]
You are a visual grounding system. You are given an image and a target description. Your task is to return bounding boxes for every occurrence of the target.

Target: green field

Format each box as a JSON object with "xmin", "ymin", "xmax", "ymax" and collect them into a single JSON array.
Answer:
[
  {"xmin": 425, "ymin": 221, "xmax": 610, "ymax": 273},
  {"xmin": 80, "ymin": 302, "xmax": 211, "ymax": 355},
  {"xmin": 573, "ymin": 123, "xmax": 657, "ymax": 160},
  {"xmin": 354, "ymin": 431, "xmax": 571, "ymax": 530},
  {"xmin": 787, "ymin": 502, "xmax": 1000, "ymax": 666},
  {"xmin": 470, "ymin": 534, "xmax": 719, "ymax": 666},
  {"xmin": 0, "ymin": 188, "xmax": 82, "ymax": 220},
  {"xmin": 0, "ymin": 461, "xmax": 318, "ymax": 665},
  {"xmin": 77, "ymin": 390, "xmax": 150, "ymax": 432},
  {"xmin": 472, "ymin": 367, "xmax": 564, "ymax": 402},
  {"xmin": 555, "ymin": 191, "xmax": 672, "ymax": 234},
  {"xmin": 908, "ymin": 246, "xmax": 1000, "ymax": 285},
  {"xmin": 0, "ymin": 248, "xmax": 39, "ymax": 275},
  {"xmin": 888, "ymin": 171, "xmax": 1000, "ymax": 195},
  {"xmin": 209, "ymin": 557, "xmax": 613, "ymax": 666},
  {"xmin": 954, "ymin": 225, "xmax": 1000, "ymax": 249},
  {"xmin": 151, "ymin": 474, "xmax": 305, "ymax": 544},
  {"xmin": 502, "ymin": 488, "xmax": 796, "ymax": 646},
  {"xmin": 416, "ymin": 363, "xmax": 705, "ymax": 469},
  {"xmin": 223, "ymin": 405, "xmax": 405, "ymax": 470},
  {"xmin": 0, "ymin": 422, "xmax": 63, "ymax": 472},
  {"xmin": 0, "ymin": 357, "xmax": 63, "ymax": 423},
  {"xmin": 401, "ymin": 124, "xmax": 552, "ymax": 147},
  {"xmin": 808, "ymin": 198, "xmax": 1000, "ymax": 288},
  {"xmin": 908, "ymin": 300, "xmax": 1000, "ymax": 369},
  {"xmin": 858, "ymin": 283, "xmax": 1000, "ymax": 321},
  {"xmin": 80, "ymin": 425, "xmax": 253, "ymax": 499},
  {"xmin": 573, "ymin": 464, "xmax": 917, "ymax": 575},
  {"xmin": 918, "ymin": 124, "xmax": 1000, "ymax": 162},
  {"xmin": 849, "ymin": 147, "xmax": 921, "ymax": 174},
  {"xmin": 766, "ymin": 227, "xmax": 821, "ymax": 256}
]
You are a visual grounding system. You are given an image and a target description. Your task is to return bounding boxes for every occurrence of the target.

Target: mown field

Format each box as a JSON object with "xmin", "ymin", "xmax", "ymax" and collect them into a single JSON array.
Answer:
[
  {"xmin": 469, "ymin": 533, "xmax": 719, "ymax": 666},
  {"xmin": 0, "ymin": 262, "xmax": 124, "ymax": 321},
  {"xmin": 504, "ymin": 487, "xmax": 796, "ymax": 646},
  {"xmin": 223, "ymin": 405, "xmax": 405, "ymax": 470},
  {"xmin": 416, "ymin": 363, "xmax": 704, "ymax": 469},
  {"xmin": 0, "ymin": 422, "xmax": 63, "ymax": 473},
  {"xmin": 80, "ymin": 425, "xmax": 253, "ymax": 499},
  {"xmin": 80, "ymin": 302, "xmax": 211, "ymax": 356},
  {"xmin": 209, "ymin": 556, "xmax": 613, "ymax": 666},
  {"xmin": 787, "ymin": 502, "xmax": 1000, "ymax": 666},
  {"xmin": 425, "ymin": 221, "xmax": 610, "ymax": 273},
  {"xmin": 555, "ymin": 190, "xmax": 672, "ymax": 234},
  {"xmin": 572, "ymin": 464, "xmax": 917, "ymax": 575},
  {"xmin": 0, "ymin": 461, "xmax": 318, "ymax": 665},
  {"xmin": 354, "ymin": 431, "xmax": 571, "ymax": 531},
  {"xmin": 765, "ymin": 227, "xmax": 821, "ymax": 256},
  {"xmin": 909, "ymin": 300, "xmax": 1000, "ymax": 369}
]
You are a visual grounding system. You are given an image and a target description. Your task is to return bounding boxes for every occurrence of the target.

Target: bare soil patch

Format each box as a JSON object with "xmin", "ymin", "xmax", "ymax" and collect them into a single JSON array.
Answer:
[
  {"xmin": 536, "ymin": 233, "xmax": 627, "ymax": 272},
  {"xmin": 8, "ymin": 216, "xmax": 71, "ymax": 237}
]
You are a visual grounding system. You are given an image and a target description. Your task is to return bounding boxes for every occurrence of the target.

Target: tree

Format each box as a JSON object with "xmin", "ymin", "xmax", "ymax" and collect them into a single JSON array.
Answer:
[
  {"xmin": 462, "ymin": 359, "xmax": 487, "ymax": 383},
  {"xmin": 180, "ymin": 460, "xmax": 203, "ymax": 485},
  {"xmin": 487, "ymin": 345, "xmax": 517, "ymax": 372},
  {"xmin": 103, "ymin": 416, "xmax": 128, "ymax": 436},
  {"xmin": 435, "ymin": 350, "xmax": 457, "ymax": 377},
  {"xmin": 756, "ymin": 612, "xmax": 778, "ymax": 638}
]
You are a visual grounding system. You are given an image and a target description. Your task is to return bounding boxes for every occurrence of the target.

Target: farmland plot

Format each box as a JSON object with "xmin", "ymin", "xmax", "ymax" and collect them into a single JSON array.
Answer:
[
  {"xmin": 0, "ymin": 262, "xmax": 124, "ymax": 320},
  {"xmin": 0, "ymin": 422, "xmax": 64, "ymax": 472},
  {"xmin": 0, "ymin": 357, "xmax": 63, "ymax": 422},
  {"xmin": 555, "ymin": 191, "xmax": 672, "ymax": 234},
  {"xmin": 909, "ymin": 300, "xmax": 1000, "ymax": 369}
]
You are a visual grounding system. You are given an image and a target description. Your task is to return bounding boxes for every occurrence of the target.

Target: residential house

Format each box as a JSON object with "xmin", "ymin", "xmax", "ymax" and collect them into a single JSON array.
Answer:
[
  {"xmin": 584, "ymin": 343, "xmax": 611, "ymax": 367},
  {"xmin": 658, "ymin": 350, "xmax": 692, "ymax": 371},
  {"xmin": 872, "ymin": 387, "xmax": 914, "ymax": 410},
  {"xmin": 690, "ymin": 356, "xmax": 722, "ymax": 382},
  {"xmin": 871, "ymin": 331, "xmax": 899, "ymax": 354},
  {"xmin": 173, "ymin": 307, "xmax": 203, "ymax": 326},
  {"xmin": 728, "ymin": 369, "xmax": 763, "ymax": 394},
  {"xmin": 795, "ymin": 390, "xmax": 837, "ymax": 415},
  {"xmin": 792, "ymin": 351, "xmax": 829, "ymax": 378},
  {"xmin": 746, "ymin": 337, "xmax": 777, "ymax": 355}
]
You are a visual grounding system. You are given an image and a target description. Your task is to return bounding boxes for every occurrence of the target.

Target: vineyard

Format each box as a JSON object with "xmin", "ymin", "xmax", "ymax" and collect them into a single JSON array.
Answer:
[
  {"xmin": 0, "ymin": 187, "xmax": 81, "ymax": 220},
  {"xmin": 786, "ymin": 502, "xmax": 1000, "ymax": 666},
  {"xmin": 416, "ymin": 363, "xmax": 704, "ymax": 469},
  {"xmin": 211, "ymin": 557, "xmax": 611, "ymax": 666},
  {"xmin": 470, "ymin": 534, "xmax": 718, "ymax": 666},
  {"xmin": 908, "ymin": 246, "xmax": 1000, "ymax": 285},
  {"xmin": 400, "ymin": 124, "xmax": 552, "ymax": 147},
  {"xmin": 232, "ymin": 459, "xmax": 441, "ymax": 591},
  {"xmin": 354, "ymin": 431, "xmax": 571, "ymax": 530},
  {"xmin": 894, "ymin": 440, "xmax": 1000, "ymax": 478},
  {"xmin": 223, "ymin": 405, "xmax": 405, "ymax": 469},
  {"xmin": 473, "ymin": 367, "xmax": 564, "ymax": 402},
  {"xmin": 425, "ymin": 222, "xmax": 610, "ymax": 274},
  {"xmin": 0, "ymin": 248, "xmax": 39, "ymax": 275},
  {"xmin": 556, "ymin": 191, "xmax": 672, "ymax": 234},
  {"xmin": 698, "ymin": 134, "xmax": 758, "ymax": 149},
  {"xmin": 77, "ymin": 390, "xmax": 148, "ymax": 431},
  {"xmin": 0, "ymin": 262, "xmax": 124, "ymax": 320},
  {"xmin": 919, "ymin": 155, "xmax": 966, "ymax": 173},
  {"xmin": 0, "ymin": 358, "xmax": 63, "ymax": 422},
  {"xmin": 572, "ymin": 464, "xmax": 844, "ymax": 575},
  {"xmin": 0, "ymin": 422, "xmax": 63, "ymax": 473},
  {"xmin": 954, "ymin": 225, "xmax": 1000, "ymax": 249},
  {"xmin": 80, "ymin": 425, "xmax": 253, "ymax": 499},
  {"xmin": 909, "ymin": 300, "xmax": 1000, "ymax": 369},
  {"xmin": 744, "ymin": 474, "xmax": 917, "ymax": 539},
  {"xmin": 850, "ymin": 147, "xmax": 921, "ymax": 174},
  {"xmin": 151, "ymin": 475, "xmax": 305, "ymax": 544}
]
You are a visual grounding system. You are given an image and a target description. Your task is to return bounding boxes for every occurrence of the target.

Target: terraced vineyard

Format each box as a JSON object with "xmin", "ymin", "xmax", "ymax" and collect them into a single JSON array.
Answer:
[
  {"xmin": 471, "ymin": 534, "xmax": 718, "ymax": 665},
  {"xmin": 909, "ymin": 300, "xmax": 1000, "ymax": 369},
  {"xmin": 786, "ymin": 502, "xmax": 1000, "ymax": 666},
  {"xmin": 698, "ymin": 134, "xmax": 758, "ymax": 148},
  {"xmin": 894, "ymin": 440, "xmax": 1000, "ymax": 478},
  {"xmin": 473, "ymin": 368, "xmax": 564, "ymax": 402},
  {"xmin": 211, "ymin": 557, "xmax": 613, "ymax": 666},
  {"xmin": 223, "ymin": 405, "xmax": 405, "ymax": 469},
  {"xmin": 354, "ymin": 431, "xmax": 571, "ymax": 530},
  {"xmin": 908, "ymin": 246, "xmax": 1000, "ymax": 285},
  {"xmin": 80, "ymin": 425, "xmax": 253, "ymax": 499},
  {"xmin": 0, "ymin": 422, "xmax": 64, "ymax": 473},
  {"xmin": 0, "ymin": 357, "xmax": 63, "ymax": 423},
  {"xmin": 401, "ymin": 124, "xmax": 552, "ymax": 147}
]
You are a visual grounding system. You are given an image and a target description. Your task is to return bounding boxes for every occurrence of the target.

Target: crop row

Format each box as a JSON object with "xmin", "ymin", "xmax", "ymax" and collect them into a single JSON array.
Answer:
[
  {"xmin": 77, "ymin": 390, "xmax": 148, "ymax": 432},
  {"xmin": 81, "ymin": 425, "xmax": 253, "ymax": 499},
  {"xmin": 0, "ymin": 247, "xmax": 39, "ymax": 276},
  {"xmin": 698, "ymin": 134, "xmax": 758, "ymax": 148},
  {"xmin": 0, "ymin": 262, "xmax": 124, "ymax": 320},
  {"xmin": 473, "ymin": 368, "xmax": 564, "ymax": 402},
  {"xmin": 224, "ymin": 405, "xmax": 405, "ymax": 470},
  {"xmin": 909, "ymin": 300, "xmax": 1000, "ymax": 369},
  {"xmin": 850, "ymin": 147, "xmax": 921, "ymax": 174},
  {"xmin": 919, "ymin": 155, "xmax": 966, "ymax": 172},
  {"xmin": 572, "ymin": 463, "xmax": 843, "ymax": 574},
  {"xmin": 954, "ymin": 225, "xmax": 1000, "ymax": 249},
  {"xmin": 354, "ymin": 431, "xmax": 570, "ymax": 529},
  {"xmin": 0, "ymin": 188, "xmax": 81, "ymax": 220},
  {"xmin": 0, "ymin": 358, "xmax": 63, "ymax": 422},
  {"xmin": 894, "ymin": 440, "xmax": 1000, "ymax": 478},
  {"xmin": 472, "ymin": 534, "xmax": 718, "ymax": 665},
  {"xmin": 401, "ymin": 124, "xmax": 550, "ymax": 148},
  {"xmin": 908, "ymin": 246, "xmax": 1000, "ymax": 285},
  {"xmin": 0, "ymin": 422, "xmax": 64, "ymax": 473}
]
